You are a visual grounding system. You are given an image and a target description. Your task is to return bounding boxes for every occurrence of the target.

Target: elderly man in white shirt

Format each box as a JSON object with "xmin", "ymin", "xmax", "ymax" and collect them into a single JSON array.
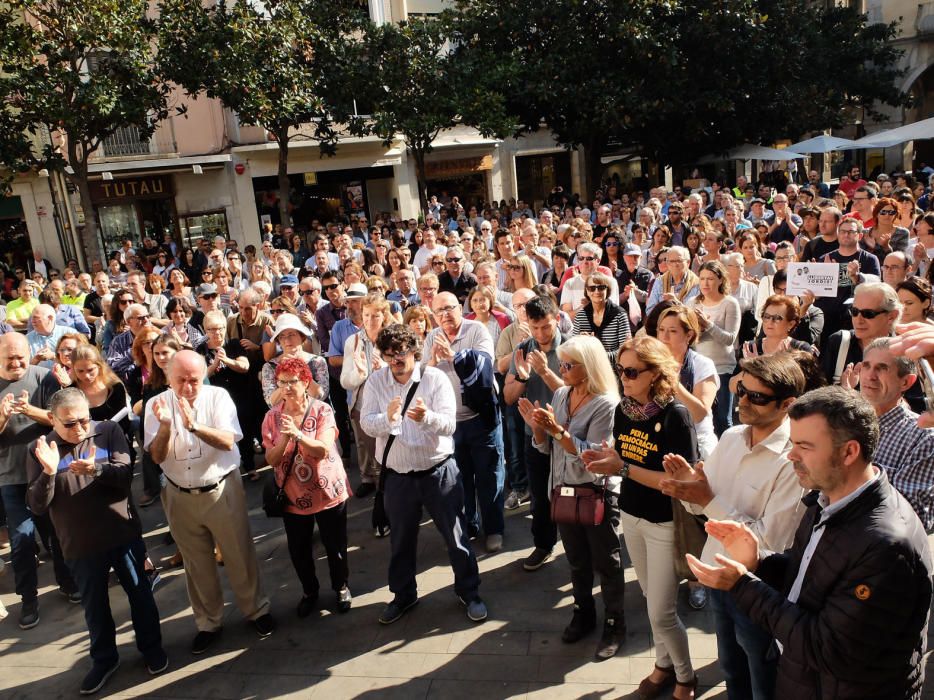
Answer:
[
  {"xmin": 360, "ymin": 324, "xmax": 486, "ymax": 626},
  {"xmin": 659, "ymin": 352, "xmax": 807, "ymax": 700},
  {"xmin": 559, "ymin": 242, "xmax": 619, "ymax": 314},
  {"xmin": 144, "ymin": 350, "xmax": 274, "ymax": 655}
]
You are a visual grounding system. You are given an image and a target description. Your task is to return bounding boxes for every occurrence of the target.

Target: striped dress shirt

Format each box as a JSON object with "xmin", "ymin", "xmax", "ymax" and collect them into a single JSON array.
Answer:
[
  {"xmin": 874, "ymin": 402, "xmax": 934, "ymax": 531},
  {"xmin": 359, "ymin": 364, "xmax": 456, "ymax": 473}
]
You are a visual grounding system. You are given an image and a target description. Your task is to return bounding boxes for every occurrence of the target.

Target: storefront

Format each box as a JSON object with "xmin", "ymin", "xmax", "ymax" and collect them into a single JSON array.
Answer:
[
  {"xmin": 89, "ymin": 175, "xmax": 179, "ymax": 256},
  {"xmin": 515, "ymin": 151, "xmax": 571, "ymax": 210},
  {"xmin": 425, "ymin": 155, "xmax": 493, "ymax": 209},
  {"xmin": 0, "ymin": 195, "xmax": 31, "ymax": 269},
  {"xmin": 252, "ymin": 166, "xmax": 395, "ymax": 229}
]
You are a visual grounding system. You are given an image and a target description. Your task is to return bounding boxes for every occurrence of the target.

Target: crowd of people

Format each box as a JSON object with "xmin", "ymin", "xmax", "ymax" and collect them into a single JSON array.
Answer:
[{"xmin": 2, "ymin": 166, "xmax": 934, "ymax": 699}]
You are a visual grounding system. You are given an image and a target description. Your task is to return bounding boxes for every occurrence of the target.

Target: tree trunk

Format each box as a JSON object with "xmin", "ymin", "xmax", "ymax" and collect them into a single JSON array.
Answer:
[
  {"xmin": 276, "ymin": 127, "xmax": 291, "ymax": 228},
  {"xmin": 582, "ymin": 134, "xmax": 608, "ymax": 203},
  {"xmin": 67, "ymin": 144, "xmax": 104, "ymax": 264},
  {"xmin": 412, "ymin": 147, "xmax": 428, "ymax": 216}
]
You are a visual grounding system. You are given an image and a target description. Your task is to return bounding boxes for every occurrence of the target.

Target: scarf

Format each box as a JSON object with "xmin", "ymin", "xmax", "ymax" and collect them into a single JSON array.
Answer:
[
  {"xmin": 661, "ymin": 269, "xmax": 700, "ymax": 301},
  {"xmin": 618, "ymin": 394, "xmax": 673, "ymax": 422}
]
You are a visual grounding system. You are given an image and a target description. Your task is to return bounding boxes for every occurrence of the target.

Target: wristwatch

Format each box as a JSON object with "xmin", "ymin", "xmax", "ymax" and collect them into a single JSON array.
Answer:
[
  {"xmin": 516, "ymin": 374, "xmax": 529, "ymax": 383},
  {"xmin": 552, "ymin": 429, "xmax": 569, "ymax": 441},
  {"xmin": 189, "ymin": 422, "xmax": 200, "ymax": 435}
]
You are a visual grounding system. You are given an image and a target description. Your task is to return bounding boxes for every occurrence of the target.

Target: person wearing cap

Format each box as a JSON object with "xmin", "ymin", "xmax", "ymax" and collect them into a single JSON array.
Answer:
[
  {"xmin": 747, "ymin": 199, "xmax": 773, "ymax": 228},
  {"xmin": 276, "ymin": 274, "xmax": 300, "ymax": 307},
  {"xmin": 617, "ymin": 243, "xmax": 654, "ymax": 331},
  {"xmin": 326, "ymin": 283, "xmax": 367, "ymax": 468}
]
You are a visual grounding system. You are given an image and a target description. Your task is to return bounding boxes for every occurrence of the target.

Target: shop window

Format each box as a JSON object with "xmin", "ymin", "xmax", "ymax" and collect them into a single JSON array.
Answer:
[{"xmin": 181, "ymin": 211, "xmax": 229, "ymax": 248}]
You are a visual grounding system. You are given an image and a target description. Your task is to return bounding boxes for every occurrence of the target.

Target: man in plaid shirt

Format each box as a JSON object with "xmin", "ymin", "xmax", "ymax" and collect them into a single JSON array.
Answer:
[{"xmin": 858, "ymin": 337, "xmax": 934, "ymax": 530}]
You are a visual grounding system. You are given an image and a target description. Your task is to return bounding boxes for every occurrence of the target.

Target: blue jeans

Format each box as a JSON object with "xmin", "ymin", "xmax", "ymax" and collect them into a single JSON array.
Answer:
[
  {"xmin": 384, "ymin": 459, "xmax": 481, "ymax": 601},
  {"xmin": 710, "ymin": 588, "xmax": 776, "ymax": 700},
  {"xmin": 67, "ymin": 537, "xmax": 163, "ymax": 669},
  {"xmin": 1, "ymin": 484, "xmax": 38, "ymax": 602},
  {"xmin": 713, "ymin": 372, "xmax": 734, "ymax": 437},
  {"xmin": 454, "ymin": 416, "xmax": 505, "ymax": 537},
  {"xmin": 503, "ymin": 404, "xmax": 528, "ymax": 492}
]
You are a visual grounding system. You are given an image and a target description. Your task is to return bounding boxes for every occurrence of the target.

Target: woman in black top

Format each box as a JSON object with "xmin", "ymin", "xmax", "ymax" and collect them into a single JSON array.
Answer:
[
  {"xmin": 571, "ymin": 272, "xmax": 631, "ymax": 356},
  {"xmin": 583, "ymin": 335, "xmax": 699, "ymax": 699}
]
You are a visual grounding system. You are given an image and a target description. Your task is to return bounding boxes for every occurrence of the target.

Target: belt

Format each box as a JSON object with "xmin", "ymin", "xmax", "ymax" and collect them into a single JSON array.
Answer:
[
  {"xmin": 386, "ymin": 455, "xmax": 452, "ymax": 478},
  {"xmin": 164, "ymin": 470, "xmax": 233, "ymax": 494}
]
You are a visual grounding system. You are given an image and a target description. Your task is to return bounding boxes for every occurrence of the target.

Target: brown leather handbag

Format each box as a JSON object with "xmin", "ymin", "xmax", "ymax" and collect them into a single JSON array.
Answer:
[{"xmin": 550, "ymin": 480, "xmax": 607, "ymax": 527}]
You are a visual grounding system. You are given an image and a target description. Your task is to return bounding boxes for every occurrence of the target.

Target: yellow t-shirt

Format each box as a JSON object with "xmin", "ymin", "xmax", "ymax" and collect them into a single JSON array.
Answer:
[{"xmin": 5, "ymin": 297, "xmax": 38, "ymax": 323}]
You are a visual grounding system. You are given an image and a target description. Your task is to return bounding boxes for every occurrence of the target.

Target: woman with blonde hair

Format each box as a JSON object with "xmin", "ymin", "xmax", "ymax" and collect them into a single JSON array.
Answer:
[
  {"xmin": 505, "ymin": 255, "xmax": 537, "ymax": 293},
  {"xmin": 583, "ymin": 335, "xmax": 699, "ymax": 698},
  {"xmin": 518, "ymin": 335, "xmax": 623, "ymax": 660},
  {"xmin": 403, "ymin": 305, "xmax": 432, "ymax": 343}
]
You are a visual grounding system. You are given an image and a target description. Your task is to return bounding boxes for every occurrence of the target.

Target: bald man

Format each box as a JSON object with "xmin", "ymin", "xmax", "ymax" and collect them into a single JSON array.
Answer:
[
  {"xmin": 0, "ymin": 332, "xmax": 75, "ymax": 629},
  {"xmin": 144, "ymin": 350, "xmax": 274, "ymax": 654}
]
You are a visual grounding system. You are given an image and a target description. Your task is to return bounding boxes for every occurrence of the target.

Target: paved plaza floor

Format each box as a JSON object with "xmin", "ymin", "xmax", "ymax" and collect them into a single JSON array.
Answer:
[{"xmin": 2, "ymin": 463, "xmax": 933, "ymax": 699}]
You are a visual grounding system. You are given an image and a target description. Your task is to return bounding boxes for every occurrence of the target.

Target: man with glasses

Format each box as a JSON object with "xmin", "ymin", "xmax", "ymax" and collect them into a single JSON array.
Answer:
[
  {"xmin": 27, "ymin": 388, "xmax": 166, "ymax": 695},
  {"xmin": 35, "ymin": 279, "xmax": 91, "ymax": 336},
  {"xmin": 881, "ymin": 251, "xmax": 912, "ymax": 288},
  {"xmin": 360, "ymin": 324, "xmax": 487, "ymax": 624},
  {"xmin": 822, "ymin": 282, "xmax": 899, "ymax": 385},
  {"xmin": 388, "ymin": 270, "xmax": 418, "ymax": 309},
  {"xmin": 226, "ymin": 252, "xmax": 247, "ymax": 291},
  {"xmin": 106, "ymin": 304, "xmax": 152, "ymax": 383},
  {"xmin": 0, "ymin": 332, "xmax": 75, "ymax": 630},
  {"xmin": 413, "ymin": 227, "xmax": 447, "ymax": 275},
  {"xmin": 766, "ymin": 194, "xmax": 801, "ymax": 245},
  {"xmin": 437, "ymin": 245, "xmax": 477, "ymax": 304},
  {"xmin": 424, "ymin": 292, "xmax": 505, "ymax": 552},
  {"xmin": 814, "ymin": 219, "xmax": 881, "ymax": 346},
  {"xmin": 845, "ymin": 185, "xmax": 878, "ymax": 230},
  {"xmin": 518, "ymin": 222, "xmax": 552, "ymax": 279},
  {"xmin": 665, "ymin": 202, "xmax": 690, "ymax": 247},
  {"xmin": 145, "ymin": 350, "xmax": 274, "ymax": 654},
  {"xmin": 645, "ymin": 245, "xmax": 699, "ymax": 314},
  {"xmin": 661, "ymin": 353, "xmax": 807, "ymax": 700},
  {"xmin": 298, "ymin": 277, "xmax": 323, "ymax": 344}
]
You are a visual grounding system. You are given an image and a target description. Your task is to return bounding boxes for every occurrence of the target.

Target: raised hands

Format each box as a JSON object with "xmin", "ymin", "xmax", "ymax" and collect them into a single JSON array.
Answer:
[
  {"xmin": 69, "ymin": 443, "xmax": 98, "ymax": 476},
  {"xmin": 659, "ymin": 454, "xmax": 713, "ymax": 506},
  {"xmin": 34, "ymin": 435, "xmax": 60, "ymax": 475},
  {"xmin": 513, "ymin": 349, "xmax": 531, "ymax": 381},
  {"xmin": 685, "ymin": 519, "xmax": 760, "ymax": 591}
]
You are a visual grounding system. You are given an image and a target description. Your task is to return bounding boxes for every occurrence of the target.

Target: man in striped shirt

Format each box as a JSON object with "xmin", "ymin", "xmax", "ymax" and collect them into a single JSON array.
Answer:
[
  {"xmin": 858, "ymin": 337, "xmax": 934, "ymax": 530},
  {"xmin": 360, "ymin": 324, "xmax": 487, "ymax": 625}
]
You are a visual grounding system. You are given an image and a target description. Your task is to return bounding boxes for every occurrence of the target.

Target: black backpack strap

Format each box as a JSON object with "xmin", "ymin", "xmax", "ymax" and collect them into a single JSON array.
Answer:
[{"xmin": 376, "ymin": 380, "xmax": 420, "ymax": 493}]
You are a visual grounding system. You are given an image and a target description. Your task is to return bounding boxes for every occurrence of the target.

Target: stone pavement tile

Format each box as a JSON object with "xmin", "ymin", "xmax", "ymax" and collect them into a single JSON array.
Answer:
[
  {"xmin": 236, "ymin": 673, "xmax": 326, "ymax": 699},
  {"xmin": 445, "ymin": 624, "xmax": 531, "ymax": 655},
  {"xmin": 528, "ymin": 631, "xmax": 598, "ymax": 658},
  {"xmin": 421, "ymin": 651, "xmax": 541, "ymax": 682},
  {"xmin": 0, "ymin": 666, "xmax": 78, "ymax": 699},
  {"xmin": 427, "ymin": 678, "xmax": 529, "ymax": 699},
  {"xmin": 324, "ymin": 649, "xmax": 429, "ymax": 680},
  {"xmin": 527, "ymin": 681, "xmax": 638, "ymax": 699},
  {"xmin": 534, "ymin": 653, "xmax": 633, "ymax": 684},
  {"xmin": 303, "ymin": 674, "xmax": 432, "ymax": 700},
  {"xmin": 144, "ymin": 670, "xmax": 248, "ymax": 699},
  {"xmin": 0, "ymin": 640, "xmax": 73, "ymax": 668}
]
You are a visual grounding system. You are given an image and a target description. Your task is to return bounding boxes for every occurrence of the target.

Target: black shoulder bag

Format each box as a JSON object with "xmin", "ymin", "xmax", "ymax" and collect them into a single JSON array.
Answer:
[
  {"xmin": 262, "ymin": 401, "xmax": 313, "ymax": 518},
  {"xmin": 371, "ymin": 380, "xmax": 420, "ymax": 532}
]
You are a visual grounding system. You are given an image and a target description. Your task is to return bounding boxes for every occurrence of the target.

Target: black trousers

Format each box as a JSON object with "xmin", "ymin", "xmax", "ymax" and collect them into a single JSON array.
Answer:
[
  {"xmin": 282, "ymin": 502, "xmax": 349, "ymax": 597},
  {"xmin": 329, "ymin": 382, "xmax": 353, "ymax": 457}
]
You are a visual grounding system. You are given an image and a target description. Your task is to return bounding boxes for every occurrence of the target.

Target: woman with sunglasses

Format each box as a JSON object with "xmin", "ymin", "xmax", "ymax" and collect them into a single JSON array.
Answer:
[
  {"xmin": 600, "ymin": 231, "xmax": 623, "ymax": 271},
  {"xmin": 163, "ymin": 297, "xmax": 204, "ymax": 349},
  {"xmin": 261, "ymin": 296, "xmax": 298, "ymax": 360},
  {"xmin": 101, "ymin": 291, "xmax": 133, "ymax": 356},
  {"xmin": 571, "ymin": 273, "xmax": 631, "ymax": 356},
  {"xmin": 582, "ymin": 336, "xmax": 699, "ymax": 699},
  {"xmin": 263, "ymin": 356, "xmax": 351, "ymax": 618},
  {"xmin": 863, "ymin": 197, "xmax": 910, "ymax": 264},
  {"xmin": 152, "ymin": 252, "xmax": 174, "ymax": 280},
  {"xmin": 505, "ymin": 255, "xmax": 537, "ymax": 293},
  {"xmin": 688, "ymin": 261, "xmax": 740, "ymax": 437},
  {"xmin": 517, "ymin": 336, "xmax": 623, "ymax": 660},
  {"xmin": 262, "ymin": 313, "xmax": 328, "ymax": 406}
]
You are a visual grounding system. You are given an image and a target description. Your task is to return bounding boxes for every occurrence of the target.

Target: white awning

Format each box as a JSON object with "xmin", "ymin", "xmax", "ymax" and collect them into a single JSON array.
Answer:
[
  {"xmin": 851, "ymin": 116, "xmax": 934, "ymax": 149},
  {"xmin": 697, "ymin": 144, "xmax": 804, "ymax": 163},
  {"xmin": 80, "ymin": 154, "xmax": 233, "ymax": 175},
  {"xmin": 787, "ymin": 135, "xmax": 860, "ymax": 152}
]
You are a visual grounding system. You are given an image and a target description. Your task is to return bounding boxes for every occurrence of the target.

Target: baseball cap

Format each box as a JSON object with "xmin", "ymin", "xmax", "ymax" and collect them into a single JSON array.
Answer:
[
  {"xmin": 623, "ymin": 243, "xmax": 642, "ymax": 257},
  {"xmin": 196, "ymin": 283, "xmax": 217, "ymax": 297},
  {"xmin": 279, "ymin": 274, "xmax": 298, "ymax": 287}
]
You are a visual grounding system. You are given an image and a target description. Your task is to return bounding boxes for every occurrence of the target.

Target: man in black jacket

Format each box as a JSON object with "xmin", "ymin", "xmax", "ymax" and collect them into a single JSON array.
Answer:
[{"xmin": 688, "ymin": 386, "xmax": 933, "ymax": 700}]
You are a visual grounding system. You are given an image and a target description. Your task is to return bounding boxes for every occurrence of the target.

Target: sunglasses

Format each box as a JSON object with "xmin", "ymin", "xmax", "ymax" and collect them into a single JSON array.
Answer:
[
  {"xmin": 736, "ymin": 381, "xmax": 784, "ymax": 406},
  {"xmin": 605, "ymin": 242, "xmax": 619, "ymax": 247},
  {"xmin": 877, "ymin": 209, "xmax": 897, "ymax": 216},
  {"xmin": 432, "ymin": 260, "xmax": 445, "ymax": 266},
  {"xmin": 322, "ymin": 283, "xmax": 340, "ymax": 291},
  {"xmin": 270, "ymin": 308, "xmax": 285, "ymax": 315},
  {"xmin": 578, "ymin": 256, "xmax": 598, "ymax": 262},
  {"xmin": 446, "ymin": 257, "xmax": 462, "ymax": 263},
  {"xmin": 586, "ymin": 285, "xmax": 608, "ymax": 293},
  {"xmin": 617, "ymin": 365, "xmax": 651, "ymax": 380},
  {"xmin": 558, "ymin": 361, "xmax": 579, "ymax": 372},
  {"xmin": 849, "ymin": 306, "xmax": 887, "ymax": 319},
  {"xmin": 506, "ymin": 264, "xmax": 523, "ymax": 271},
  {"xmin": 301, "ymin": 289, "xmax": 318, "ymax": 296},
  {"xmin": 58, "ymin": 416, "xmax": 91, "ymax": 429}
]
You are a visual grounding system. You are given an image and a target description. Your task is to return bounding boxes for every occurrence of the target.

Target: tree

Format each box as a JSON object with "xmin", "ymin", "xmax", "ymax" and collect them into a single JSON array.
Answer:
[
  {"xmin": 159, "ymin": 0, "xmax": 365, "ymax": 228},
  {"xmin": 0, "ymin": 0, "xmax": 180, "ymax": 262},
  {"xmin": 461, "ymin": 0, "xmax": 906, "ymax": 193},
  {"xmin": 356, "ymin": 14, "xmax": 516, "ymax": 213}
]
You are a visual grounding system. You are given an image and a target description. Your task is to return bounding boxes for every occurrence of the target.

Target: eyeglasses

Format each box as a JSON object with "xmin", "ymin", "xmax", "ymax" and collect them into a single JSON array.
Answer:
[
  {"xmin": 301, "ymin": 289, "xmax": 318, "ymax": 296},
  {"xmin": 558, "ymin": 361, "xmax": 580, "ymax": 372},
  {"xmin": 276, "ymin": 378, "xmax": 304, "ymax": 388},
  {"xmin": 118, "ymin": 299, "xmax": 132, "ymax": 305},
  {"xmin": 617, "ymin": 365, "xmax": 651, "ymax": 380},
  {"xmin": 205, "ymin": 326, "xmax": 226, "ymax": 333},
  {"xmin": 58, "ymin": 416, "xmax": 91, "ymax": 429},
  {"xmin": 735, "ymin": 381, "xmax": 784, "ymax": 406},
  {"xmin": 877, "ymin": 209, "xmax": 897, "ymax": 216},
  {"xmin": 605, "ymin": 242, "xmax": 619, "ymax": 247},
  {"xmin": 446, "ymin": 257, "xmax": 462, "ymax": 263},
  {"xmin": 761, "ymin": 313, "xmax": 787, "ymax": 323},
  {"xmin": 849, "ymin": 306, "xmax": 887, "ymax": 319},
  {"xmin": 775, "ymin": 255, "xmax": 792, "ymax": 262},
  {"xmin": 130, "ymin": 314, "xmax": 150, "ymax": 322},
  {"xmin": 434, "ymin": 305, "xmax": 458, "ymax": 316},
  {"xmin": 432, "ymin": 260, "xmax": 445, "ymax": 266},
  {"xmin": 578, "ymin": 256, "xmax": 598, "ymax": 262},
  {"xmin": 586, "ymin": 285, "xmax": 608, "ymax": 293},
  {"xmin": 270, "ymin": 308, "xmax": 285, "ymax": 315},
  {"xmin": 418, "ymin": 287, "xmax": 436, "ymax": 294},
  {"xmin": 382, "ymin": 350, "xmax": 412, "ymax": 365},
  {"xmin": 200, "ymin": 293, "xmax": 218, "ymax": 300},
  {"xmin": 322, "ymin": 283, "xmax": 340, "ymax": 291},
  {"xmin": 838, "ymin": 228, "xmax": 860, "ymax": 235}
]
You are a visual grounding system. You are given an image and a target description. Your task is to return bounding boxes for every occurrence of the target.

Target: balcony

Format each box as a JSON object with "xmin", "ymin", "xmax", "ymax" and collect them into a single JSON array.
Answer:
[
  {"xmin": 89, "ymin": 121, "xmax": 178, "ymax": 163},
  {"xmin": 919, "ymin": 1, "xmax": 934, "ymax": 38}
]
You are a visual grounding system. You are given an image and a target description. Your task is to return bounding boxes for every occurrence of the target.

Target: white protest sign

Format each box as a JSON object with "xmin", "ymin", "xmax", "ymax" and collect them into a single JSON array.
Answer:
[{"xmin": 786, "ymin": 262, "xmax": 839, "ymax": 298}]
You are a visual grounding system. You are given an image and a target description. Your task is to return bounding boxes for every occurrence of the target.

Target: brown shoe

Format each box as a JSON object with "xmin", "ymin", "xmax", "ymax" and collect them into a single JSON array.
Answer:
[
  {"xmin": 672, "ymin": 675, "xmax": 698, "ymax": 700},
  {"xmin": 638, "ymin": 664, "xmax": 676, "ymax": 699},
  {"xmin": 162, "ymin": 551, "xmax": 183, "ymax": 568}
]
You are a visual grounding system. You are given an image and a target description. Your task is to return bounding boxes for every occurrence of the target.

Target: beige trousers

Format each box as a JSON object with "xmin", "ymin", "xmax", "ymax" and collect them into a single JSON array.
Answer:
[{"xmin": 162, "ymin": 472, "xmax": 270, "ymax": 631}]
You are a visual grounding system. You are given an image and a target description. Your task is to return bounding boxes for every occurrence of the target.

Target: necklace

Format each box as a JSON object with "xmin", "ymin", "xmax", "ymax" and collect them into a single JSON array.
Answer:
[{"xmin": 567, "ymin": 386, "xmax": 591, "ymax": 420}]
